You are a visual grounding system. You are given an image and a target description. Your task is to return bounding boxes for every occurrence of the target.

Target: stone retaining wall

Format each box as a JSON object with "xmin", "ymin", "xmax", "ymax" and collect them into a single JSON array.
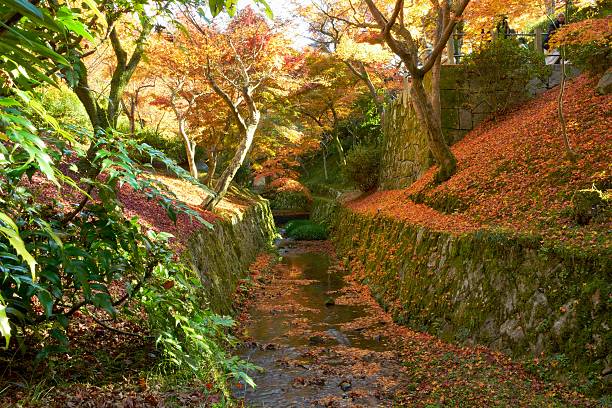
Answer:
[
  {"xmin": 185, "ymin": 195, "xmax": 276, "ymax": 314},
  {"xmin": 330, "ymin": 206, "xmax": 611, "ymax": 380},
  {"xmin": 379, "ymin": 64, "xmax": 577, "ymax": 190}
]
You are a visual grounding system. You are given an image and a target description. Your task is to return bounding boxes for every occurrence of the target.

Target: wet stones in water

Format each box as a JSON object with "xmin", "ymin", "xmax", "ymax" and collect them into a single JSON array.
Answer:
[
  {"xmin": 326, "ymin": 328, "xmax": 351, "ymax": 346},
  {"xmin": 324, "ymin": 296, "xmax": 335, "ymax": 306},
  {"xmin": 292, "ymin": 376, "xmax": 325, "ymax": 388},
  {"xmin": 309, "ymin": 335, "xmax": 326, "ymax": 345},
  {"xmin": 338, "ymin": 380, "xmax": 352, "ymax": 392}
]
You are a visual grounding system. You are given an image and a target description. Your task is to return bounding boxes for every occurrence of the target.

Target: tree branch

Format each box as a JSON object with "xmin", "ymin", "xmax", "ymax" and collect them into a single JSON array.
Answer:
[
  {"xmin": 421, "ymin": 0, "xmax": 470, "ymax": 74},
  {"xmin": 89, "ymin": 312, "xmax": 148, "ymax": 338},
  {"xmin": 207, "ymin": 61, "xmax": 247, "ymax": 132}
]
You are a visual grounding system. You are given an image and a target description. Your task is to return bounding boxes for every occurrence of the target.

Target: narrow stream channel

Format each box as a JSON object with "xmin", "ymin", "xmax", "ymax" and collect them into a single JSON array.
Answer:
[{"xmin": 234, "ymin": 240, "xmax": 404, "ymax": 407}]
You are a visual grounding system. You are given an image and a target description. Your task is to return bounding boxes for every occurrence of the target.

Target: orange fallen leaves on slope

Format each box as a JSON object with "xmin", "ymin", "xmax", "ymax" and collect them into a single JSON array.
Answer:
[{"xmin": 349, "ymin": 75, "xmax": 611, "ymax": 249}]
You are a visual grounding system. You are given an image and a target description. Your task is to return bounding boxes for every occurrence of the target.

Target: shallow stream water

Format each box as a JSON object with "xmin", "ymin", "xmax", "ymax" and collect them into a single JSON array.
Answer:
[{"xmin": 234, "ymin": 241, "xmax": 402, "ymax": 407}]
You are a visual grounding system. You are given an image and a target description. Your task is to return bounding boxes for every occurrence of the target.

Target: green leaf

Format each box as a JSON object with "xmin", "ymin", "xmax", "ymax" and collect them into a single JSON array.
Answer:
[
  {"xmin": 57, "ymin": 7, "xmax": 95, "ymax": 42},
  {"xmin": 3, "ymin": 0, "xmax": 43, "ymax": 20},
  {"xmin": 226, "ymin": 0, "xmax": 237, "ymax": 17},
  {"xmin": 0, "ymin": 296, "xmax": 10, "ymax": 349},
  {"xmin": 37, "ymin": 289, "xmax": 54, "ymax": 317},
  {"xmin": 0, "ymin": 212, "xmax": 37, "ymax": 280},
  {"xmin": 209, "ymin": 0, "xmax": 224, "ymax": 17},
  {"xmin": 210, "ymin": 314, "xmax": 234, "ymax": 327},
  {"xmin": 165, "ymin": 205, "xmax": 177, "ymax": 224},
  {"xmin": 92, "ymin": 292, "xmax": 114, "ymax": 315},
  {"xmin": 56, "ymin": 315, "xmax": 69, "ymax": 329},
  {"xmin": 257, "ymin": 0, "xmax": 274, "ymax": 19},
  {"xmin": 0, "ymin": 98, "xmax": 20, "ymax": 107},
  {"xmin": 80, "ymin": 0, "xmax": 106, "ymax": 26},
  {"xmin": 50, "ymin": 328, "xmax": 69, "ymax": 346}
]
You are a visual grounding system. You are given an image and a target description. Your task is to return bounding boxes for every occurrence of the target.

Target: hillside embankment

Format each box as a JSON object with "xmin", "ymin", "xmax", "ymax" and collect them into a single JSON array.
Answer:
[
  {"xmin": 2, "ymin": 174, "xmax": 277, "ymax": 406},
  {"xmin": 315, "ymin": 75, "xmax": 611, "ymax": 395}
]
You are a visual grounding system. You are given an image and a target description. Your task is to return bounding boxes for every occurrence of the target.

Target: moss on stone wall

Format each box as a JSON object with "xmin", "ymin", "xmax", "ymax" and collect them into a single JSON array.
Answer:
[
  {"xmin": 330, "ymin": 206, "xmax": 611, "ymax": 392},
  {"xmin": 379, "ymin": 90, "xmax": 432, "ymax": 190},
  {"xmin": 184, "ymin": 195, "xmax": 276, "ymax": 315}
]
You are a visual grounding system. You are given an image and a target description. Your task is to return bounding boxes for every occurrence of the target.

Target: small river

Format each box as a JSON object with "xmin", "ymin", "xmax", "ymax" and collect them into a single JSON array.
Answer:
[{"xmin": 233, "ymin": 240, "xmax": 405, "ymax": 407}]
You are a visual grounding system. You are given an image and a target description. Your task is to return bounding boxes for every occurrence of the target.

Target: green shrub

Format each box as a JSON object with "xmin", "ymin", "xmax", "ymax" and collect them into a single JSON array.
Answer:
[
  {"xmin": 284, "ymin": 220, "xmax": 328, "ymax": 240},
  {"xmin": 343, "ymin": 144, "xmax": 381, "ymax": 192},
  {"xmin": 459, "ymin": 38, "xmax": 550, "ymax": 116},
  {"xmin": 38, "ymin": 84, "xmax": 91, "ymax": 131},
  {"xmin": 285, "ymin": 219, "xmax": 313, "ymax": 234},
  {"xmin": 139, "ymin": 243, "xmax": 257, "ymax": 394}
]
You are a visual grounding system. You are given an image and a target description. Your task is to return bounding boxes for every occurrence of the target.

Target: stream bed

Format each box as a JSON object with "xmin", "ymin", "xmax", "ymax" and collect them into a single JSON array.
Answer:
[{"xmin": 233, "ymin": 241, "xmax": 408, "ymax": 407}]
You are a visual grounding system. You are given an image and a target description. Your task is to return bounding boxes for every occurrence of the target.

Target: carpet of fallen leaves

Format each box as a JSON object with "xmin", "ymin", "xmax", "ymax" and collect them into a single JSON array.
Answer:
[
  {"xmin": 24, "ymin": 167, "xmax": 223, "ymax": 250},
  {"xmin": 349, "ymin": 75, "xmax": 611, "ymax": 250},
  {"xmin": 234, "ymin": 241, "xmax": 598, "ymax": 407}
]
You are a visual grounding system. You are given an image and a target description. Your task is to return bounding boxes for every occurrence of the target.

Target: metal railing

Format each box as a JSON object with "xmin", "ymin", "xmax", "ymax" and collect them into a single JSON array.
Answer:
[{"xmin": 448, "ymin": 28, "xmax": 545, "ymax": 63}]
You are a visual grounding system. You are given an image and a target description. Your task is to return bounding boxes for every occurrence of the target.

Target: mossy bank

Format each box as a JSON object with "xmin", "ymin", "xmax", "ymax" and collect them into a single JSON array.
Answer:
[
  {"xmin": 323, "ymin": 202, "xmax": 611, "ymax": 394},
  {"xmin": 185, "ymin": 193, "xmax": 276, "ymax": 315}
]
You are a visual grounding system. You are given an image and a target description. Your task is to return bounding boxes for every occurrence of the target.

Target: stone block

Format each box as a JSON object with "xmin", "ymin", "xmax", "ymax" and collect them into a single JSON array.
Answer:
[
  {"xmin": 548, "ymin": 66, "xmax": 562, "ymax": 88},
  {"xmin": 443, "ymin": 129, "xmax": 467, "ymax": 145},
  {"xmin": 441, "ymin": 108, "xmax": 459, "ymax": 130},
  {"xmin": 597, "ymin": 67, "xmax": 612, "ymax": 95},
  {"xmin": 439, "ymin": 65, "xmax": 464, "ymax": 90},
  {"xmin": 459, "ymin": 108, "xmax": 473, "ymax": 130},
  {"xmin": 526, "ymin": 78, "xmax": 546, "ymax": 97},
  {"xmin": 473, "ymin": 112, "xmax": 491, "ymax": 127},
  {"xmin": 472, "ymin": 100, "xmax": 492, "ymax": 115},
  {"xmin": 440, "ymin": 89, "xmax": 461, "ymax": 108}
]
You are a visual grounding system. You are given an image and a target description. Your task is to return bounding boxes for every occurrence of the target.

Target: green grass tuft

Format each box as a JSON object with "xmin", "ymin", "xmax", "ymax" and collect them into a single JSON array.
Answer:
[{"xmin": 284, "ymin": 220, "xmax": 328, "ymax": 240}]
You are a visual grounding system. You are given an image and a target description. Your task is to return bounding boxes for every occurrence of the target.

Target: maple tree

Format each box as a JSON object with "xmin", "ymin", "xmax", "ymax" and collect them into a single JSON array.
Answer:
[
  {"xmin": 189, "ymin": 7, "xmax": 295, "ymax": 209},
  {"xmin": 288, "ymin": 51, "xmax": 366, "ymax": 172},
  {"xmin": 301, "ymin": 0, "xmax": 395, "ymax": 115},
  {"xmin": 320, "ymin": 0, "xmax": 470, "ymax": 181},
  {"xmin": 58, "ymin": 0, "xmax": 269, "ymax": 179},
  {"xmin": 146, "ymin": 27, "xmax": 212, "ymax": 179},
  {"xmin": 549, "ymin": 15, "xmax": 612, "ymax": 48},
  {"xmin": 251, "ymin": 118, "xmax": 320, "ymax": 181}
]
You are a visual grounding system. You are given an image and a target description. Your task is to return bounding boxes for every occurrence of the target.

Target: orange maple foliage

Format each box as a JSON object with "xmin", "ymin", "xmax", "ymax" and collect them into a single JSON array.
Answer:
[
  {"xmin": 348, "ymin": 75, "xmax": 611, "ymax": 250},
  {"xmin": 266, "ymin": 177, "xmax": 313, "ymax": 201},
  {"xmin": 549, "ymin": 16, "xmax": 612, "ymax": 48}
]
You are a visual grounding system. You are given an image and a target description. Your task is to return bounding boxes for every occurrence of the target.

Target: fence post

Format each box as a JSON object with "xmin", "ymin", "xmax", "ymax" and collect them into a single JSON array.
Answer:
[
  {"xmin": 446, "ymin": 34, "xmax": 456, "ymax": 64},
  {"xmin": 535, "ymin": 28, "xmax": 543, "ymax": 52}
]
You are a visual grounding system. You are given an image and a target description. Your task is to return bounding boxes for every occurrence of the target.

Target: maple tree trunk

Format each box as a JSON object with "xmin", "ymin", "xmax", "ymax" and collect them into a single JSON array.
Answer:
[
  {"xmin": 178, "ymin": 118, "xmax": 198, "ymax": 179},
  {"xmin": 128, "ymin": 100, "xmax": 136, "ymax": 135},
  {"xmin": 558, "ymin": 50, "xmax": 577, "ymax": 162},
  {"xmin": 334, "ymin": 134, "xmax": 346, "ymax": 165},
  {"xmin": 322, "ymin": 149, "xmax": 328, "ymax": 181},
  {"xmin": 206, "ymin": 151, "xmax": 218, "ymax": 188},
  {"xmin": 205, "ymin": 118, "xmax": 259, "ymax": 210},
  {"xmin": 345, "ymin": 61, "xmax": 384, "ymax": 115},
  {"xmin": 430, "ymin": 57, "xmax": 442, "ymax": 129},
  {"xmin": 72, "ymin": 15, "xmax": 152, "ymax": 178},
  {"xmin": 410, "ymin": 75, "xmax": 456, "ymax": 182}
]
